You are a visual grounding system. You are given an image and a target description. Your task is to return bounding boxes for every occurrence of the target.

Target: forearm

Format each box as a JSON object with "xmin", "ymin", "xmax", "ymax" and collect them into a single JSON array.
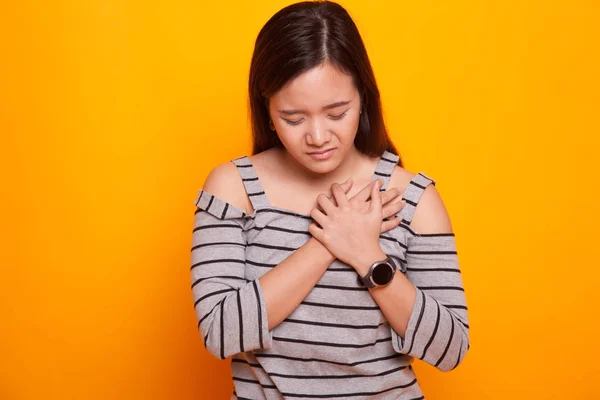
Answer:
[
  {"xmin": 351, "ymin": 237, "xmax": 470, "ymax": 372},
  {"xmin": 368, "ymin": 269, "xmax": 417, "ymax": 338},
  {"xmin": 259, "ymin": 237, "xmax": 335, "ymax": 330},
  {"xmin": 351, "ymin": 248, "xmax": 417, "ymax": 338}
]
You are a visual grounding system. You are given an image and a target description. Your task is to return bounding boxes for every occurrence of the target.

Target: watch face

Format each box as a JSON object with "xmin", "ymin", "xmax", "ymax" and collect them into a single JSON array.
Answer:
[{"xmin": 372, "ymin": 263, "xmax": 394, "ymax": 285}]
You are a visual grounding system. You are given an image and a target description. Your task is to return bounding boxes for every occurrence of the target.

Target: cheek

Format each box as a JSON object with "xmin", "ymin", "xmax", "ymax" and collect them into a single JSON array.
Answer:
[
  {"xmin": 274, "ymin": 126, "xmax": 298, "ymax": 147},
  {"xmin": 338, "ymin": 113, "xmax": 361, "ymax": 138},
  {"xmin": 348, "ymin": 113, "xmax": 361, "ymax": 130}
]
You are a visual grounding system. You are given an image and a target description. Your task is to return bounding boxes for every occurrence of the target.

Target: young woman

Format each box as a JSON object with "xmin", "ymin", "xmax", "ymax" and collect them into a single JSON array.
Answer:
[{"xmin": 190, "ymin": 1, "xmax": 470, "ymax": 398}]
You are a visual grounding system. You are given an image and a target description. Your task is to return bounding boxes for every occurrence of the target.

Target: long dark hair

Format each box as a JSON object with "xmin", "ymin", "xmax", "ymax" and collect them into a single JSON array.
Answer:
[{"xmin": 248, "ymin": 0, "xmax": 403, "ymax": 166}]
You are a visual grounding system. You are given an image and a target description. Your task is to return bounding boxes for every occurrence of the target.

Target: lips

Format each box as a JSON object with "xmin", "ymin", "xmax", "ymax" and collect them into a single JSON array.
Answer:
[
  {"xmin": 308, "ymin": 147, "xmax": 336, "ymax": 160},
  {"xmin": 309, "ymin": 148, "xmax": 335, "ymax": 155}
]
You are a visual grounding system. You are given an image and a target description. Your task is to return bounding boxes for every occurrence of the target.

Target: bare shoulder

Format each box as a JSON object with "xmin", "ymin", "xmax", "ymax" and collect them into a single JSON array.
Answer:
[
  {"xmin": 202, "ymin": 160, "xmax": 253, "ymax": 214},
  {"xmin": 388, "ymin": 165, "xmax": 453, "ymax": 234}
]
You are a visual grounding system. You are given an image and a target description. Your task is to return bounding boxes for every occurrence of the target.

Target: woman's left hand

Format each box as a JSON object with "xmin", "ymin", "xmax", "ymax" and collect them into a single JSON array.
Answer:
[{"xmin": 309, "ymin": 179, "xmax": 386, "ymax": 271}]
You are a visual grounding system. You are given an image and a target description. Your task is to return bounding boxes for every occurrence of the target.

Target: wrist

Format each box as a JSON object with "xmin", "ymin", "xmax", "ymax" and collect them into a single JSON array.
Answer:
[
  {"xmin": 351, "ymin": 246, "xmax": 387, "ymax": 276},
  {"xmin": 308, "ymin": 237, "xmax": 336, "ymax": 263}
]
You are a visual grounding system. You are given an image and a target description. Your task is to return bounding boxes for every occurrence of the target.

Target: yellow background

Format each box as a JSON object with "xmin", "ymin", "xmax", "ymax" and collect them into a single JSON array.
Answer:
[{"xmin": 2, "ymin": 0, "xmax": 599, "ymax": 399}]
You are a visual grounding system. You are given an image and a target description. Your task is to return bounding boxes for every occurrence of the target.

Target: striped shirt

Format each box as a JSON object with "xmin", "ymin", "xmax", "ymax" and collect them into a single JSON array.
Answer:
[{"xmin": 190, "ymin": 150, "xmax": 470, "ymax": 399}]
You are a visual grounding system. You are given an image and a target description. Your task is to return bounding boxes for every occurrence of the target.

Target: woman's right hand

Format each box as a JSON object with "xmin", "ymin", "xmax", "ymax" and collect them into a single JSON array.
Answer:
[{"xmin": 322, "ymin": 178, "xmax": 406, "ymax": 233}]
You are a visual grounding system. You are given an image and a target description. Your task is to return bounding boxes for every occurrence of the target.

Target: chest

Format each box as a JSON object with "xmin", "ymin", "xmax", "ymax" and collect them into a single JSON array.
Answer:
[{"xmin": 260, "ymin": 177, "xmax": 374, "ymax": 216}]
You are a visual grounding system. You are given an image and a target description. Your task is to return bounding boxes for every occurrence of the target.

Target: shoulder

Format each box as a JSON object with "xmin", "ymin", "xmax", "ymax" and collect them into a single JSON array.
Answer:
[
  {"xmin": 388, "ymin": 165, "xmax": 453, "ymax": 234},
  {"xmin": 202, "ymin": 159, "xmax": 253, "ymax": 214}
]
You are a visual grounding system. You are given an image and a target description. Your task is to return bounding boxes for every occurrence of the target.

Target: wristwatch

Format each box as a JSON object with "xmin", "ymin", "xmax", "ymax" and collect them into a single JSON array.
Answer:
[{"xmin": 358, "ymin": 255, "xmax": 397, "ymax": 288}]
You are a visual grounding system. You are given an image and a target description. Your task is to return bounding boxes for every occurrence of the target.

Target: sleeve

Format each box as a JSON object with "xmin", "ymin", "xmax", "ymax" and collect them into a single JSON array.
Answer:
[
  {"xmin": 390, "ymin": 232, "xmax": 471, "ymax": 372},
  {"xmin": 190, "ymin": 189, "xmax": 273, "ymax": 360}
]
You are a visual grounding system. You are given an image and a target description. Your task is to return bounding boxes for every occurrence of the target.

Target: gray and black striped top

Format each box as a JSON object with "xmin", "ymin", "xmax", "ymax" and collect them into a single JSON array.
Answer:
[{"xmin": 190, "ymin": 150, "xmax": 470, "ymax": 399}]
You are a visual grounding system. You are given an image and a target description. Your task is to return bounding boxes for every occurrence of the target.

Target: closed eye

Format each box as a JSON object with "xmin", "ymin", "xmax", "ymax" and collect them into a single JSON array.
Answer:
[
  {"xmin": 329, "ymin": 110, "xmax": 348, "ymax": 120},
  {"xmin": 282, "ymin": 110, "xmax": 349, "ymax": 126}
]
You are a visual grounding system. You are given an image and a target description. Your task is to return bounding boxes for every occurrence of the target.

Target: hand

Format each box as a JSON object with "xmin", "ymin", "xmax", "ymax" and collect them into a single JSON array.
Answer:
[
  {"xmin": 309, "ymin": 179, "xmax": 396, "ymax": 269},
  {"xmin": 318, "ymin": 178, "xmax": 407, "ymax": 233}
]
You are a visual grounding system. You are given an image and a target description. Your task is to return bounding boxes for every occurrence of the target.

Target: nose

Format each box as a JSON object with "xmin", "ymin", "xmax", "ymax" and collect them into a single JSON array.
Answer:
[{"xmin": 306, "ymin": 118, "xmax": 331, "ymax": 147}]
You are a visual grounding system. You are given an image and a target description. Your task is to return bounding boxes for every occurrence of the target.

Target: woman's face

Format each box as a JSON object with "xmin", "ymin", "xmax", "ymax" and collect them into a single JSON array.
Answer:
[{"xmin": 268, "ymin": 62, "xmax": 362, "ymax": 174}]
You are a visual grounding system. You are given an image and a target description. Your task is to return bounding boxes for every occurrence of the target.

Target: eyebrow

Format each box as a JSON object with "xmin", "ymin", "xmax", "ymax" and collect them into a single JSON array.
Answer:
[{"xmin": 277, "ymin": 100, "xmax": 352, "ymax": 115}]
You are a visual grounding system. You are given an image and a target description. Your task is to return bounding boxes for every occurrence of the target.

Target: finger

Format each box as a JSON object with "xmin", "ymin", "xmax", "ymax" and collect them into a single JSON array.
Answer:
[
  {"xmin": 340, "ymin": 178, "xmax": 353, "ymax": 194},
  {"xmin": 381, "ymin": 187, "xmax": 401, "ymax": 205},
  {"xmin": 310, "ymin": 206, "xmax": 328, "ymax": 227},
  {"xmin": 321, "ymin": 179, "xmax": 352, "ymax": 210},
  {"xmin": 381, "ymin": 217, "xmax": 403, "ymax": 233},
  {"xmin": 331, "ymin": 183, "xmax": 349, "ymax": 208},
  {"xmin": 382, "ymin": 199, "xmax": 406, "ymax": 219},
  {"xmin": 315, "ymin": 193, "xmax": 327, "ymax": 212},
  {"xmin": 316, "ymin": 193, "xmax": 336, "ymax": 215},
  {"xmin": 369, "ymin": 180, "xmax": 383, "ymax": 212},
  {"xmin": 308, "ymin": 222, "xmax": 324, "ymax": 242}
]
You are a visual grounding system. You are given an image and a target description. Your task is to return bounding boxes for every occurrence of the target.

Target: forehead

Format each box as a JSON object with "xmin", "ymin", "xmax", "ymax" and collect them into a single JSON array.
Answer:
[{"xmin": 272, "ymin": 63, "xmax": 358, "ymax": 108}]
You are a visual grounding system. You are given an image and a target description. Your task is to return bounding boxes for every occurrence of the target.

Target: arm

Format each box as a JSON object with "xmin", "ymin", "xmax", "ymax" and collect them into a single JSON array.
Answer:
[
  {"xmin": 349, "ymin": 184, "xmax": 470, "ymax": 372},
  {"xmin": 259, "ymin": 238, "xmax": 335, "ymax": 330},
  {"xmin": 191, "ymin": 163, "xmax": 335, "ymax": 360},
  {"xmin": 391, "ymin": 232, "xmax": 470, "ymax": 372}
]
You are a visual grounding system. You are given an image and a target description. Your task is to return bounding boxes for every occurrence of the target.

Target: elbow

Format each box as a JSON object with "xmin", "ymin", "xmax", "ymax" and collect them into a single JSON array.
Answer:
[
  {"xmin": 204, "ymin": 344, "xmax": 224, "ymax": 361},
  {"xmin": 198, "ymin": 322, "xmax": 222, "ymax": 360},
  {"xmin": 194, "ymin": 279, "xmax": 274, "ymax": 359},
  {"xmin": 205, "ymin": 343, "xmax": 232, "ymax": 361},
  {"xmin": 195, "ymin": 303, "xmax": 234, "ymax": 360},
  {"xmin": 200, "ymin": 323, "xmax": 237, "ymax": 361},
  {"xmin": 438, "ymin": 335, "xmax": 470, "ymax": 372}
]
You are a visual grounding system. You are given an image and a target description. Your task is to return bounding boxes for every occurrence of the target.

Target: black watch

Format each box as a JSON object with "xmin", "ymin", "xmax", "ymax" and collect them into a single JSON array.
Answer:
[{"xmin": 358, "ymin": 255, "xmax": 397, "ymax": 288}]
